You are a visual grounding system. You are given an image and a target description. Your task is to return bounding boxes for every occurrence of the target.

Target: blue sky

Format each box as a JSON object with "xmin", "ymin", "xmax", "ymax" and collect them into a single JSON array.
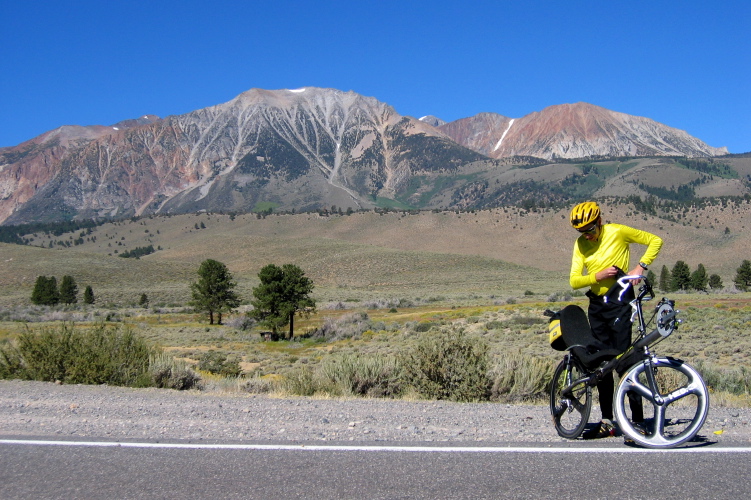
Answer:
[{"xmin": 2, "ymin": 0, "xmax": 749, "ymax": 152}]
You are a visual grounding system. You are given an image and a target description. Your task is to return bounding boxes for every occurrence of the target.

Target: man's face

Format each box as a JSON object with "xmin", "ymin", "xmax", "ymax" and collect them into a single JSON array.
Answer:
[{"xmin": 577, "ymin": 220, "xmax": 600, "ymax": 241}]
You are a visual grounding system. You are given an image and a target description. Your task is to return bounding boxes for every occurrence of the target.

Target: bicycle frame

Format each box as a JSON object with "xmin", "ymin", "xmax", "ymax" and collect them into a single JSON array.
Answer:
[{"xmin": 560, "ymin": 275, "xmax": 678, "ymax": 400}]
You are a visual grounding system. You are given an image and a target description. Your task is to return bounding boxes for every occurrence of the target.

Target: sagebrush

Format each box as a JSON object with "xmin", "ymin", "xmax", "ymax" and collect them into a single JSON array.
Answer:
[{"xmin": 0, "ymin": 323, "xmax": 199, "ymax": 389}]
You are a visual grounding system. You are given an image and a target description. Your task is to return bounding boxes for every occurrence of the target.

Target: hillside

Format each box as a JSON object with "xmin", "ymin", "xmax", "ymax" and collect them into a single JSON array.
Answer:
[{"xmin": 2, "ymin": 200, "xmax": 750, "ymax": 308}]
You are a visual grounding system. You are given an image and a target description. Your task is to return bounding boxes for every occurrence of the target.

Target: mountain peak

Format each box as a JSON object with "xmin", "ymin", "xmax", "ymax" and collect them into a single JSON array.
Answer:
[
  {"xmin": 439, "ymin": 102, "xmax": 727, "ymax": 159},
  {"xmin": 0, "ymin": 87, "xmax": 732, "ymax": 224}
]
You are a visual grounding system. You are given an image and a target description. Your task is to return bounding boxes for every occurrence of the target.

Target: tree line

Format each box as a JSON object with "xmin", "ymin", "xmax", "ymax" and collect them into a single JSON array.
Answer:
[
  {"xmin": 31, "ymin": 276, "xmax": 94, "ymax": 306},
  {"xmin": 28, "ymin": 260, "xmax": 313, "ymax": 339},
  {"xmin": 28, "ymin": 260, "xmax": 314, "ymax": 340},
  {"xmin": 654, "ymin": 260, "xmax": 751, "ymax": 292},
  {"xmin": 29, "ymin": 258, "xmax": 751, "ymax": 339}
]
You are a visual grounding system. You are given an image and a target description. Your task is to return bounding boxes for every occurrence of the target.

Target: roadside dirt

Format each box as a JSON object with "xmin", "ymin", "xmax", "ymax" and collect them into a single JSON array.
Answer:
[{"xmin": 2, "ymin": 380, "xmax": 750, "ymax": 446}]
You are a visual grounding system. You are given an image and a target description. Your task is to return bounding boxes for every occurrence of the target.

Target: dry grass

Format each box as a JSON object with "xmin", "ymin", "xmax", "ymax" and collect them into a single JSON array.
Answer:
[
  {"xmin": 4, "ymin": 203, "xmax": 751, "ymax": 310},
  {"xmin": 2, "ymin": 292, "xmax": 751, "ymax": 405},
  {"xmin": 3, "ymin": 294, "xmax": 749, "ymax": 374}
]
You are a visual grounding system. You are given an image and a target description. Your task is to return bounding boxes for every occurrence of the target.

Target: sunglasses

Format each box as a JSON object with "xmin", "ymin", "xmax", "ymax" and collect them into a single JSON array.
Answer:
[{"xmin": 577, "ymin": 224, "xmax": 598, "ymax": 234}]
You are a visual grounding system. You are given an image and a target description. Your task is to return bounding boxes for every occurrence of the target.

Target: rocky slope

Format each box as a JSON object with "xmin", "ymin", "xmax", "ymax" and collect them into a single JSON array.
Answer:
[
  {"xmin": 0, "ymin": 88, "xmax": 482, "ymax": 224},
  {"xmin": 438, "ymin": 103, "xmax": 728, "ymax": 160},
  {"xmin": 0, "ymin": 89, "xmax": 729, "ymax": 225}
]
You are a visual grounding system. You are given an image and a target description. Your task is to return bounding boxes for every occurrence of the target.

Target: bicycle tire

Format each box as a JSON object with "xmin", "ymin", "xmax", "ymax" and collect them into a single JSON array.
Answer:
[
  {"xmin": 614, "ymin": 357, "xmax": 709, "ymax": 448},
  {"xmin": 550, "ymin": 356, "xmax": 592, "ymax": 439}
]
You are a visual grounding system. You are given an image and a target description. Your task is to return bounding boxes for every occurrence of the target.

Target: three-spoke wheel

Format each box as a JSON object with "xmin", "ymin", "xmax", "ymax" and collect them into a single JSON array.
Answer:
[
  {"xmin": 614, "ymin": 357, "xmax": 709, "ymax": 448},
  {"xmin": 550, "ymin": 356, "xmax": 592, "ymax": 438}
]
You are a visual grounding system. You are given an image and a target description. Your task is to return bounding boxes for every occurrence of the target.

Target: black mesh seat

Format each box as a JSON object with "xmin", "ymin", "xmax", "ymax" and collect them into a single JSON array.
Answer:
[{"xmin": 559, "ymin": 305, "xmax": 623, "ymax": 369}]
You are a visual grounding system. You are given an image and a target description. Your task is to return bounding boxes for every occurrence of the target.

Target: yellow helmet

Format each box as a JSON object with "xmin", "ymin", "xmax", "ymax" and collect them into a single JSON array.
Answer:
[{"xmin": 570, "ymin": 201, "xmax": 601, "ymax": 229}]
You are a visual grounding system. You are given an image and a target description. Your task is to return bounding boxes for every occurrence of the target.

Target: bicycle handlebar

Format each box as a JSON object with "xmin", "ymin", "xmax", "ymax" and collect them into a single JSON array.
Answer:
[
  {"xmin": 616, "ymin": 274, "xmax": 655, "ymax": 301},
  {"xmin": 616, "ymin": 274, "xmax": 643, "ymax": 285}
]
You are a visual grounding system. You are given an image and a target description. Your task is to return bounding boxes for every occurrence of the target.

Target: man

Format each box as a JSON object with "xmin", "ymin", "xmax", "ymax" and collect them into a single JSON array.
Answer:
[{"xmin": 568, "ymin": 201, "xmax": 663, "ymax": 438}]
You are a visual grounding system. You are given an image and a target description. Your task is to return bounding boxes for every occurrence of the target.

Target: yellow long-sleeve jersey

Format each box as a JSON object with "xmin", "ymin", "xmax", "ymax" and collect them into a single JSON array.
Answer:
[{"xmin": 569, "ymin": 223, "xmax": 663, "ymax": 296}]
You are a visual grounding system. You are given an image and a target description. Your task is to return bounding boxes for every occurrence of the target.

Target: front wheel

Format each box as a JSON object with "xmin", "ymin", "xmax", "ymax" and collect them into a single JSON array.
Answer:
[
  {"xmin": 614, "ymin": 357, "xmax": 709, "ymax": 448},
  {"xmin": 550, "ymin": 356, "xmax": 592, "ymax": 438}
]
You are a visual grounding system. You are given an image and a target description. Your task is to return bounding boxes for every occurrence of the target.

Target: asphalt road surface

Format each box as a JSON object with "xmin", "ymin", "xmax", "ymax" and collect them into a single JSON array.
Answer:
[
  {"xmin": 2, "ymin": 438, "xmax": 750, "ymax": 499},
  {"xmin": 3, "ymin": 381, "xmax": 751, "ymax": 499}
]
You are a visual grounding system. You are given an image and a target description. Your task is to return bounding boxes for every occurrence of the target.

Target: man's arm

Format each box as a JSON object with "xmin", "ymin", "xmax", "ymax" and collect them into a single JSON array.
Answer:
[
  {"xmin": 624, "ymin": 226, "xmax": 663, "ymax": 278},
  {"xmin": 569, "ymin": 242, "xmax": 598, "ymax": 289}
]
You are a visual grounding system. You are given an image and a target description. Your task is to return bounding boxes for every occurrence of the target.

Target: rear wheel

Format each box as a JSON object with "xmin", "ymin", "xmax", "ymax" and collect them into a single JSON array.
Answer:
[
  {"xmin": 550, "ymin": 356, "xmax": 592, "ymax": 438},
  {"xmin": 615, "ymin": 357, "xmax": 709, "ymax": 448}
]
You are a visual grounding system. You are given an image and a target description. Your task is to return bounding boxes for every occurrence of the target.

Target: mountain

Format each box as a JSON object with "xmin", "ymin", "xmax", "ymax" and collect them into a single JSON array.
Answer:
[
  {"xmin": 0, "ymin": 88, "xmax": 482, "ymax": 224},
  {"xmin": 0, "ymin": 89, "xmax": 732, "ymax": 225},
  {"xmin": 437, "ymin": 103, "xmax": 728, "ymax": 160}
]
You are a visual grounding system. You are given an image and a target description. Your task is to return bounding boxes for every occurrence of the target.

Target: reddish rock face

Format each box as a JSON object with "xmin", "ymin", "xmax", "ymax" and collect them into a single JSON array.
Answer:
[
  {"xmin": 0, "ymin": 90, "xmax": 726, "ymax": 225},
  {"xmin": 438, "ymin": 102, "xmax": 726, "ymax": 160},
  {"xmin": 0, "ymin": 88, "xmax": 481, "ymax": 224}
]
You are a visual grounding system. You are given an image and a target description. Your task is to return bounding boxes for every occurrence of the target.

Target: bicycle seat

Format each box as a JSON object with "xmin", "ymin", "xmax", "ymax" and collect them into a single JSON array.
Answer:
[{"xmin": 559, "ymin": 305, "xmax": 623, "ymax": 369}]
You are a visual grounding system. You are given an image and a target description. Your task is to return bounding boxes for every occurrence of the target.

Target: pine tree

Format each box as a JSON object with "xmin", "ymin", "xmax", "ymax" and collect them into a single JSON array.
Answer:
[
  {"xmin": 646, "ymin": 270, "xmax": 657, "ymax": 286},
  {"xmin": 83, "ymin": 285, "xmax": 95, "ymax": 305},
  {"xmin": 659, "ymin": 265, "xmax": 672, "ymax": 292},
  {"xmin": 189, "ymin": 259, "xmax": 240, "ymax": 325},
  {"xmin": 30, "ymin": 276, "xmax": 47, "ymax": 305},
  {"xmin": 734, "ymin": 260, "xmax": 751, "ymax": 291},
  {"xmin": 690, "ymin": 264, "xmax": 708, "ymax": 292},
  {"xmin": 709, "ymin": 274, "xmax": 724, "ymax": 290},
  {"xmin": 670, "ymin": 261, "xmax": 692, "ymax": 291},
  {"xmin": 250, "ymin": 263, "xmax": 315, "ymax": 339},
  {"xmin": 31, "ymin": 276, "xmax": 60, "ymax": 305},
  {"xmin": 59, "ymin": 275, "xmax": 78, "ymax": 304}
]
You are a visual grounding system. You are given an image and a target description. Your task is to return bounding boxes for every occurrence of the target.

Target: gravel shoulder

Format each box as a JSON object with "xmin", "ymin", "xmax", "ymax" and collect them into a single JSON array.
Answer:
[{"xmin": 2, "ymin": 380, "xmax": 750, "ymax": 445}]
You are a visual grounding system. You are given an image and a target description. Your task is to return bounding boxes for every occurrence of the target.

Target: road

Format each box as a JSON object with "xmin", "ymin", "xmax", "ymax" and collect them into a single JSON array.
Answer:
[{"xmin": 2, "ymin": 438, "xmax": 750, "ymax": 499}]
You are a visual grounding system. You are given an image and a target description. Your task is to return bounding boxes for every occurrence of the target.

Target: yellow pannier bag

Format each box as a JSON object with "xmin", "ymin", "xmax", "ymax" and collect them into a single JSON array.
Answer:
[{"xmin": 548, "ymin": 316, "xmax": 566, "ymax": 351}]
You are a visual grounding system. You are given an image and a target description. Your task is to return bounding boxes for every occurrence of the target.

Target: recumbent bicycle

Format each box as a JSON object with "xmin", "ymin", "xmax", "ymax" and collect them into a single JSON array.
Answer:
[{"xmin": 546, "ymin": 274, "xmax": 709, "ymax": 448}]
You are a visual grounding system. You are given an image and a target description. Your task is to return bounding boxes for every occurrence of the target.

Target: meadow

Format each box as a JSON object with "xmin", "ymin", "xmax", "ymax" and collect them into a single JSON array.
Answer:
[
  {"xmin": 2, "ymin": 207, "xmax": 751, "ymax": 404},
  {"xmin": 2, "ymin": 291, "xmax": 751, "ymax": 405}
]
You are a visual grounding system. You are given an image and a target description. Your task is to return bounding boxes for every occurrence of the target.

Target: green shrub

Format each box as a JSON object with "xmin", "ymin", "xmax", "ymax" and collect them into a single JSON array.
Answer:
[
  {"xmin": 317, "ymin": 353, "xmax": 403, "ymax": 397},
  {"xmin": 0, "ymin": 323, "xmax": 153, "ymax": 386},
  {"xmin": 282, "ymin": 367, "xmax": 318, "ymax": 396},
  {"xmin": 282, "ymin": 353, "xmax": 403, "ymax": 397},
  {"xmin": 413, "ymin": 322, "xmax": 437, "ymax": 332},
  {"xmin": 401, "ymin": 328, "xmax": 491, "ymax": 402},
  {"xmin": 198, "ymin": 350, "xmax": 242, "ymax": 377},
  {"xmin": 693, "ymin": 360, "xmax": 751, "ymax": 395},
  {"xmin": 0, "ymin": 342, "xmax": 24, "ymax": 379},
  {"xmin": 311, "ymin": 312, "xmax": 373, "ymax": 341},
  {"xmin": 241, "ymin": 375, "xmax": 277, "ymax": 394},
  {"xmin": 149, "ymin": 352, "xmax": 201, "ymax": 390},
  {"xmin": 490, "ymin": 351, "xmax": 556, "ymax": 401}
]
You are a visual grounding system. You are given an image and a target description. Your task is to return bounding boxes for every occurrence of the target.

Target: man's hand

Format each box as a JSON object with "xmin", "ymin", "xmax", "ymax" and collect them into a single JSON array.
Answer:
[
  {"xmin": 594, "ymin": 266, "xmax": 621, "ymax": 282},
  {"xmin": 627, "ymin": 264, "xmax": 647, "ymax": 285}
]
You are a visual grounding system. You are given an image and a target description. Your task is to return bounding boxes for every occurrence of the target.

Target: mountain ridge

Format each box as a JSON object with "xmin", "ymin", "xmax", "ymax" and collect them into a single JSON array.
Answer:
[
  {"xmin": 0, "ymin": 87, "xmax": 732, "ymax": 225},
  {"xmin": 435, "ymin": 102, "xmax": 728, "ymax": 159}
]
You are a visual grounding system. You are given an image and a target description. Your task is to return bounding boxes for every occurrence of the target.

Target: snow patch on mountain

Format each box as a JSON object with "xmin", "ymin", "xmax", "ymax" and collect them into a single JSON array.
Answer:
[{"xmin": 493, "ymin": 119, "xmax": 514, "ymax": 152}]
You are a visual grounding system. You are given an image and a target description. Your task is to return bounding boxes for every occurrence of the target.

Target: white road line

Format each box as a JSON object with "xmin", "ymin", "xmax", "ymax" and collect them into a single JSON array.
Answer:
[{"xmin": 1, "ymin": 439, "xmax": 749, "ymax": 453}]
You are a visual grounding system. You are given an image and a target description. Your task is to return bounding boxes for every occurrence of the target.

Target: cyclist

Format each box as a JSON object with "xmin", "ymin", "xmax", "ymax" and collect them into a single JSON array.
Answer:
[{"xmin": 568, "ymin": 201, "xmax": 663, "ymax": 438}]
